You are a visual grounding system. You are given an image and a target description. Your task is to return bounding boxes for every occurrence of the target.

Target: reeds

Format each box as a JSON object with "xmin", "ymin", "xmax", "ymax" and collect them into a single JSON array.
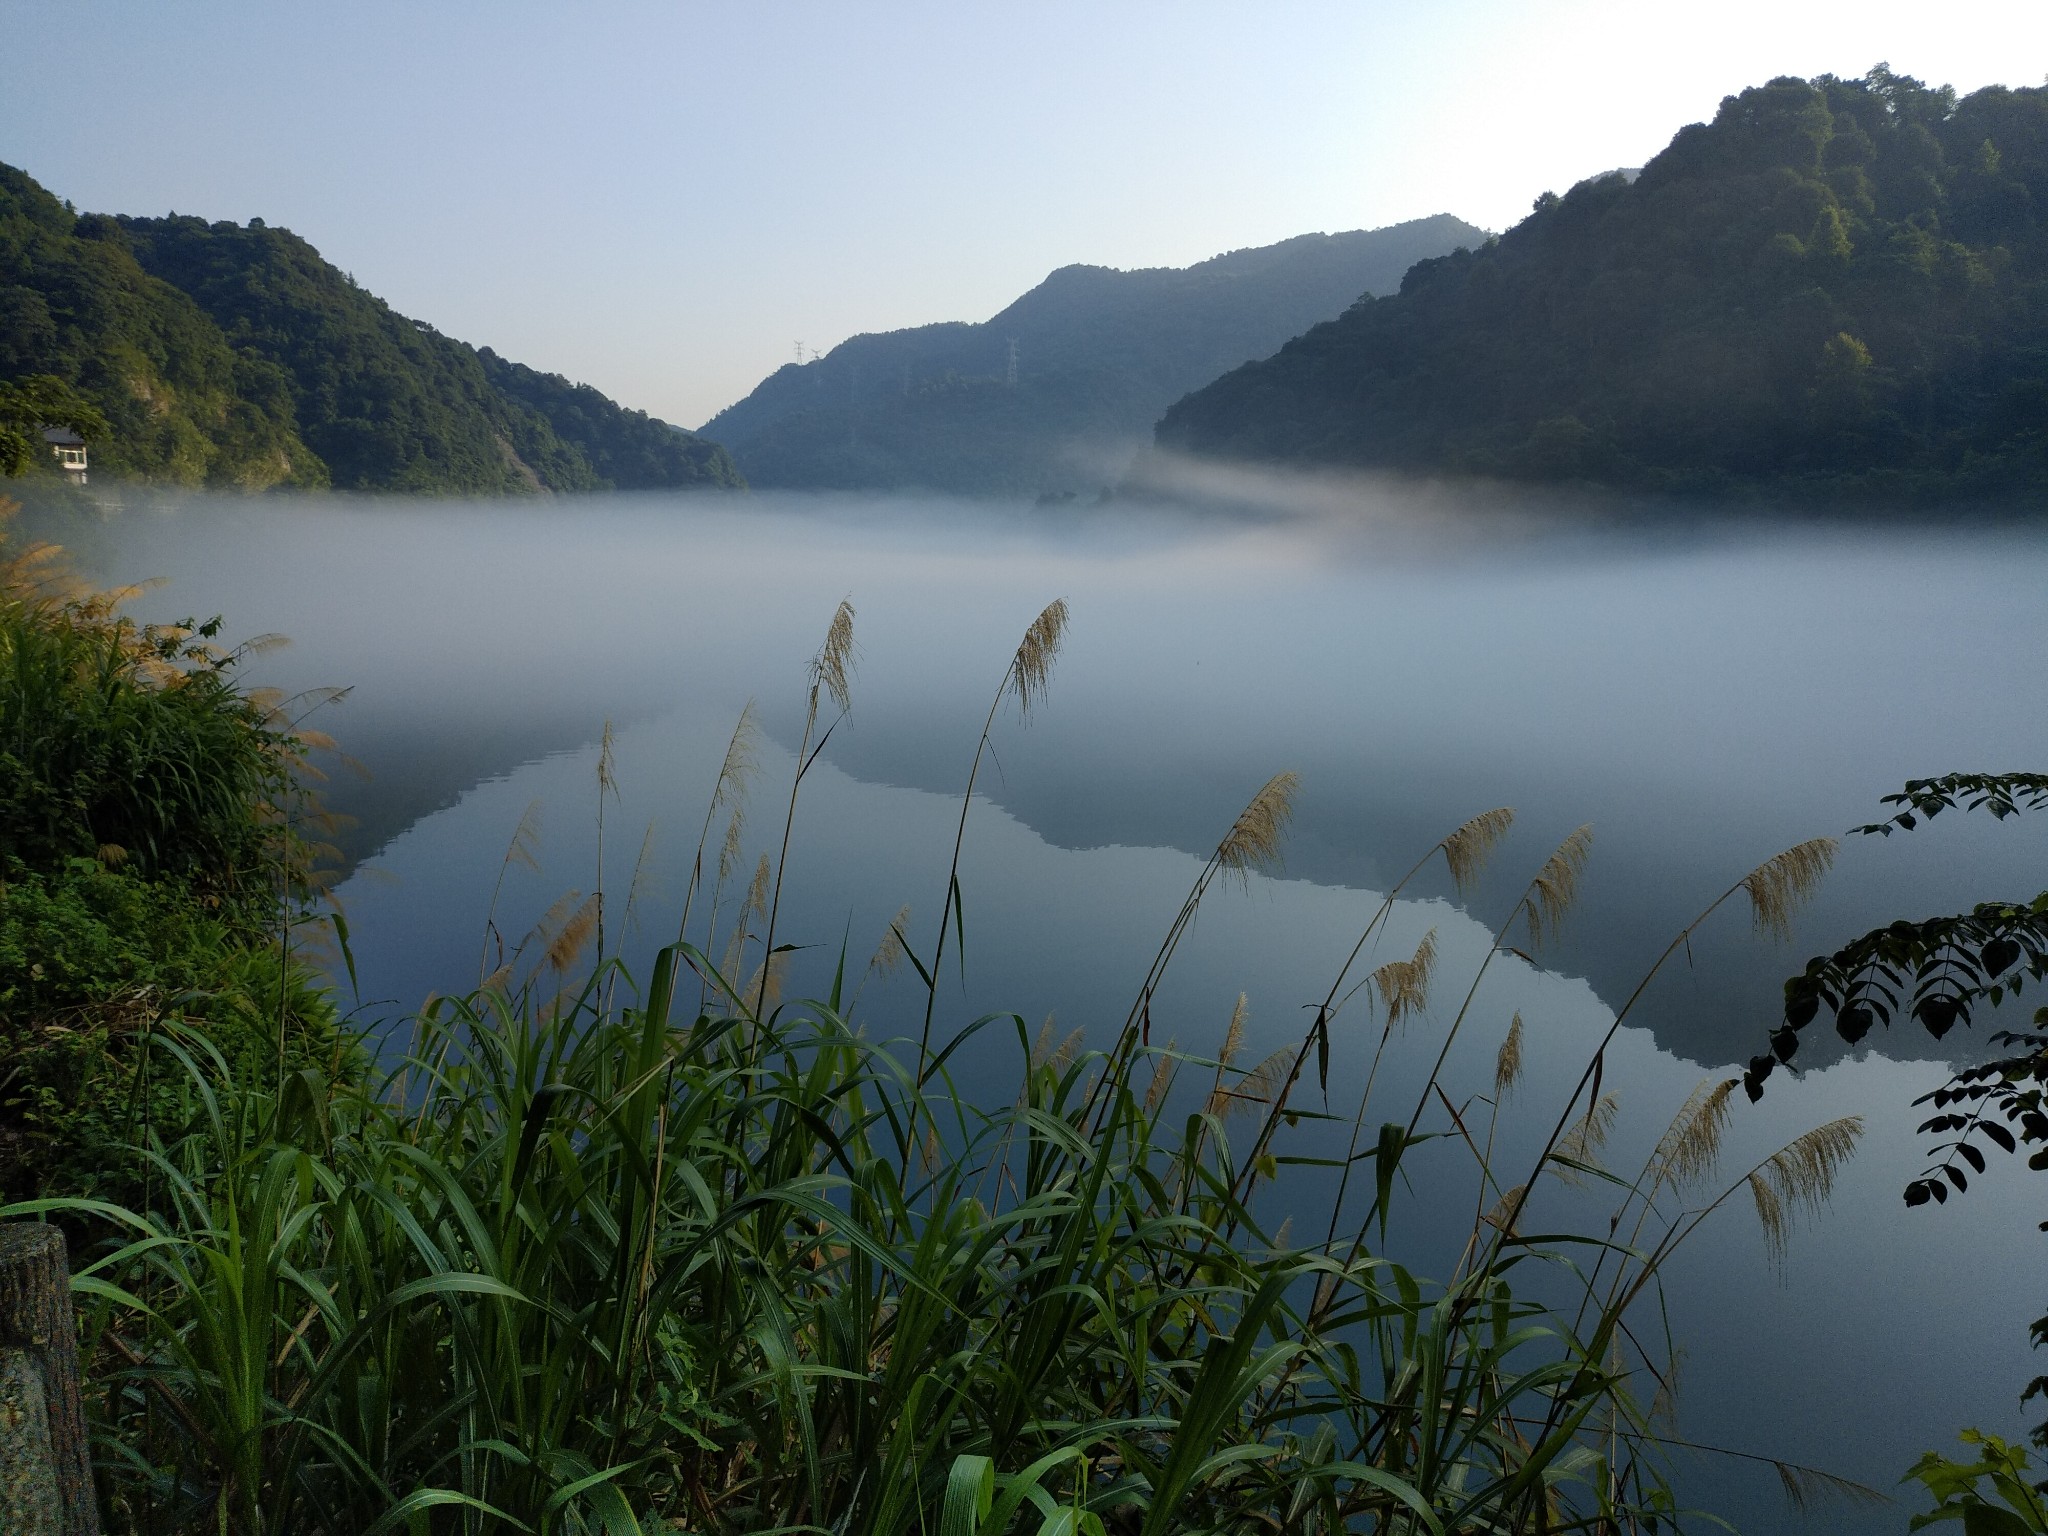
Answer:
[{"xmin": 11, "ymin": 590, "xmax": 1885, "ymax": 1536}]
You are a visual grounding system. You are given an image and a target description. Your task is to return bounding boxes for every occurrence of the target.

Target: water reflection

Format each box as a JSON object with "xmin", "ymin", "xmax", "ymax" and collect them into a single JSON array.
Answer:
[{"xmin": 34, "ymin": 483, "xmax": 2048, "ymax": 1531}]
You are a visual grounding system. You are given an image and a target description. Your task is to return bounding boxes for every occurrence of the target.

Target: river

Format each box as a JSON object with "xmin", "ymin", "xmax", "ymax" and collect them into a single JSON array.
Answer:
[{"xmin": 41, "ymin": 482, "xmax": 2048, "ymax": 1533}]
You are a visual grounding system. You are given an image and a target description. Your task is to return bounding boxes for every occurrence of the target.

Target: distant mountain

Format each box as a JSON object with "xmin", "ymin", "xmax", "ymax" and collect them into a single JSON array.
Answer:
[
  {"xmin": 704, "ymin": 216, "xmax": 1487, "ymax": 495},
  {"xmin": 1157, "ymin": 69, "xmax": 2048, "ymax": 504},
  {"xmin": 0, "ymin": 160, "xmax": 741, "ymax": 494}
]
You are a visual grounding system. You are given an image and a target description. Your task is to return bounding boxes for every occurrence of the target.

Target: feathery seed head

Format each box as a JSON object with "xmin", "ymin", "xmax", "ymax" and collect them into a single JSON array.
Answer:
[
  {"xmin": 1652, "ymin": 1077, "xmax": 1739, "ymax": 1191},
  {"xmin": 869, "ymin": 904, "xmax": 911, "ymax": 979},
  {"xmin": 1209, "ymin": 1046, "xmax": 1291, "ymax": 1120},
  {"xmin": 1551, "ymin": 1092, "xmax": 1620, "ymax": 1183},
  {"xmin": 1494, "ymin": 1012, "xmax": 1525, "ymax": 1099},
  {"xmin": 1442, "ymin": 807, "xmax": 1516, "ymax": 895},
  {"xmin": 1143, "ymin": 1040, "xmax": 1178, "ymax": 1116},
  {"xmin": 1009, "ymin": 598, "xmax": 1069, "ymax": 719},
  {"xmin": 1749, "ymin": 1115, "xmax": 1862, "ymax": 1266},
  {"xmin": 746, "ymin": 950, "xmax": 788, "ymax": 1013},
  {"xmin": 546, "ymin": 891, "xmax": 601, "ymax": 974},
  {"xmin": 1372, "ymin": 927, "xmax": 1439, "ymax": 1028},
  {"xmin": 501, "ymin": 801, "xmax": 543, "ymax": 876},
  {"xmin": 624, "ymin": 819, "xmax": 661, "ymax": 933},
  {"xmin": 744, "ymin": 853, "xmax": 772, "ymax": 924},
  {"xmin": 597, "ymin": 720, "xmax": 617, "ymax": 797},
  {"xmin": 1031, "ymin": 1014, "xmax": 1056, "ymax": 1069},
  {"xmin": 1742, "ymin": 838, "xmax": 1837, "ymax": 941},
  {"xmin": 1217, "ymin": 993, "xmax": 1250, "ymax": 1072},
  {"xmin": 810, "ymin": 599, "xmax": 857, "ymax": 715},
  {"xmin": 1524, "ymin": 824, "xmax": 1594, "ymax": 951},
  {"xmin": 1217, "ymin": 772, "xmax": 1298, "ymax": 884},
  {"xmin": 1482, "ymin": 1183, "xmax": 1528, "ymax": 1236},
  {"xmin": 712, "ymin": 703, "xmax": 762, "ymax": 814},
  {"xmin": 717, "ymin": 810, "xmax": 745, "ymax": 884}
]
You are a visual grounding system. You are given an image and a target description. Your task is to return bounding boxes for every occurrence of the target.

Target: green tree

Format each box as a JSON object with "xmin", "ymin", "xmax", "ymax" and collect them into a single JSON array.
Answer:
[{"xmin": 0, "ymin": 373, "xmax": 108, "ymax": 476}]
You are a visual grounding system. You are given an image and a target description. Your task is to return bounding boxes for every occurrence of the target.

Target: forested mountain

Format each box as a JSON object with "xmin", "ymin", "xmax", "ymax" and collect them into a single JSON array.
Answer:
[
  {"xmin": 1156, "ymin": 69, "xmax": 2048, "ymax": 503},
  {"xmin": 477, "ymin": 348, "xmax": 739, "ymax": 491},
  {"xmin": 704, "ymin": 215, "xmax": 1486, "ymax": 495},
  {"xmin": 0, "ymin": 164, "xmax": 320, "ymax": 488},
  {"xmin": 0, "ymin": 161, "xmax": 741, "ymax": 493}
]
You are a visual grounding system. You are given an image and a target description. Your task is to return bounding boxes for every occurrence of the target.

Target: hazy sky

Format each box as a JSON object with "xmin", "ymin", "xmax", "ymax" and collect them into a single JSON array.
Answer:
[{"xmin": 3, "ymin": 1, "xmax": 2043, "ymax": 427}]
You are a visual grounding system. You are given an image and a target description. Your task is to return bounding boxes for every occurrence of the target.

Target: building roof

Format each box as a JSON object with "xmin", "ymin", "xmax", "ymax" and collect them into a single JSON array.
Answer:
[{"xmin": 41, "ymin": 426, "xmax": 85, "ymax": 447}]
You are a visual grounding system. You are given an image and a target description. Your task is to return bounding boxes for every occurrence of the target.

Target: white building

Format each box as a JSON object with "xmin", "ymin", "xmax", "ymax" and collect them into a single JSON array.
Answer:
[{"xmin": 42, "ymin": 426, "xmax": 87, "ymax": 482}]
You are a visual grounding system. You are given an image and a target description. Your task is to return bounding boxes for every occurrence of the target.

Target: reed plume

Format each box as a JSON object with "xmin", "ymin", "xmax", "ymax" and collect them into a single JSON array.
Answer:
[
  {"xmin": 1747, "ymin": 1117, "xmax": 1862, "ymax": 1265},
  {"xmin": 1649, "ymin": 1077, "xmax": 1739, "ymax": 1192},
  {"xmin": 623, "ymin": 819, "xmax": 660, "ymax": 936},
  {"xmin": 1009, "ymin": 598, "xmax": 1069, "ymax": 718},
  {"xmin": 1524, "ymin": 824, "xmax": 1593, "ymax": 950},
  {"xmin": 480, "ymin": 799, "xmax": 544, "ymax": 983},
  {"xmin": 1494, "ymin": 1012, "xmax": 1524, "ymax": 1100},
  {"xmin": 1740, "ymin": 838, "xmax": 1837, "ymax": 940},
  {"xmin": 1216, "ymin": 772, "xmax": 1298, "ymax": 886},
  {"xmin": 1209, "ymin": 1046, "xmax": 1292, "ymax": 1121},
  {"xmin": 1552, "ymin": 1092, "xmax": 1620, "ymax": 1182},
  {"xmin": 1143, "ymin": 1042, "xmax": 1178, "ymax": 1116},
  {"xmin": 919, "ymin": 600, "xmax": 1069, "ymax": 1050},
  {"xmin": 744, "ymin": 951, "xmax": 788, "ymax": 1014},
  {"xmin": 718, "ymin": 813, "xmax": 744, "ymax": 884},
  {"xmin": 812, "ymin": 599, "xmax": 857, "ymax": 716},
  {"xmin": 760, "ymin": 606, "xmax": 858, "ymax": 1017},
  {"xmin": 1217, "ymin": 993, "xmax": 1249, "ymax": 1072},
  {"xmin": 1482, "ymin": 1183, "xmax": 1528, "ymax": 1236},
  {"xmin": 867, "ymin": 904, "xmax": 911, "ymax": 980},
  {"xmin": 546, "ymin": 892, "xmax": 601, "ymax": 975},
  {"xmin": 1372, "ymin": 927, "xmax": 1438, "ymax": 1028},
  {"xmin": 1442, "ymin": 807, "xmax": 1515, "ymax": 895}
]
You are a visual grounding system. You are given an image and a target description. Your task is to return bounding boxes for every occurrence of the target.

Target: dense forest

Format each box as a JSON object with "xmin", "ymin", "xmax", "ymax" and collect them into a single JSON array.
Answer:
[
  {"xmin": 1157, "ymin": 69, "xmax": 2048, "ymax": 503},
  {"xmin": 705, "ymin": 216, "xmax": 1485, "ymax": 496},
  {"xmin": 0, "ymin": 165, "xmax": 320, "ymax": 488},
  {"xmin": 0, "ymin": 162, "xmax": 742, "ymax": 494}
]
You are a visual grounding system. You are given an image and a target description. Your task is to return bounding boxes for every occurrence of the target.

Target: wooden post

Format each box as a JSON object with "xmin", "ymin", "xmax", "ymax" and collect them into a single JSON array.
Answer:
[{"xmin": 0, "ymin": 1225, "xmax": 98, "ymax": 1536}]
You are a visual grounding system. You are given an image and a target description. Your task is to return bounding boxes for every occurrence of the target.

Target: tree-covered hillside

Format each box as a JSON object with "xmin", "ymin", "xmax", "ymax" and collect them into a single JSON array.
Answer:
[
  {"xmin": 1156, "ymin": 69, "xmax": 2048, "ymax": 503},
  {"xmin": 0, "ymin": 164, "xmax": 322, "ymax": 489},
  {"xmin": 118, "ymin": 214, "xmax": 742, "ymax": 493},
  {"xmin": 705, "ymin": 216, "xmax": 1486, "ymax": 496},
  {"xmin": 0, "ymin": 160, "xmax": 742, "ymax": 494},
  {"xmin": 479, "ymin": 348, "xmax": 743, "ymax": 491}
]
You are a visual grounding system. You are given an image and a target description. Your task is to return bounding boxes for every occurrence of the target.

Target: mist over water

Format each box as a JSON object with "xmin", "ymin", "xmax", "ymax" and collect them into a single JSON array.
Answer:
[{"xmin": 31, "ymin": 479, "xmax": 2048, "ymax": 1530}]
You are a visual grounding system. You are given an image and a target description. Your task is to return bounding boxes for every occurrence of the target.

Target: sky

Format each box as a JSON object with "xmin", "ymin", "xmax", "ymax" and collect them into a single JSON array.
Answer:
[{"xmin": 3, "ymin": 1, "xmax": 2045, "ymax": 428}]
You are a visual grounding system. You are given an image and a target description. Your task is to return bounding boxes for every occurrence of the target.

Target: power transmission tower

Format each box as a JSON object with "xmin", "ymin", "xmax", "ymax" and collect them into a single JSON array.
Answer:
[{"xmin": 1006, "ymin": 337, "xmax": 1019, "ymax": 387}]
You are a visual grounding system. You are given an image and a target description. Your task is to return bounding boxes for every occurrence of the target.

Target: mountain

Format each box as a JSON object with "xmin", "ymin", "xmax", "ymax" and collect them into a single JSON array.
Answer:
[
  {"xmin": 1156, "ymin": 69, "xmax": 2048, "ymax": 504},
  {"xmin": 0, "ymin": 160, "xmax": 742, "ymax": 494},
  {"xmin": 0, "ymin": 163, "xmax": 321, "ymax": 488},
  {"xmin": 115, "ymin": 214, "xmax": 742, "ymax": 494},
  {"xmin": 703, "ymin": 215, "xmax": 1487, "ymax": 496}
]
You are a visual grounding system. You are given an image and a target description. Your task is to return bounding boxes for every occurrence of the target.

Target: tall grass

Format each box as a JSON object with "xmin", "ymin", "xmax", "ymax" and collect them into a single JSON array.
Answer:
[{"xmin": 8, "ymin": 594, "xmax": 1874, "ymax": 1535}]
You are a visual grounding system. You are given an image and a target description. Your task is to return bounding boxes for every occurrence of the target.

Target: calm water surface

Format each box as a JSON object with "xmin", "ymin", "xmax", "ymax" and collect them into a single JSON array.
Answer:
[{"xmin": 47, "ymin": 485, "xmax": 2048, "ymax": 1533}]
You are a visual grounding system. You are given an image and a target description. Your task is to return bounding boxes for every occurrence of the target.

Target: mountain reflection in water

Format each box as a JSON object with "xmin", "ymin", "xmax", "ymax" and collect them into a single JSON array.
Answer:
[{"xmin": 48, "ymin": 483, "xmax": 2048, "ymax": 1534}]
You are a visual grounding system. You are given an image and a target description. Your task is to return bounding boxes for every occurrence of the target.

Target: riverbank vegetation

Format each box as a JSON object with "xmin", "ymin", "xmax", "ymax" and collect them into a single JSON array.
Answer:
[
  {"xmin": 0, "ymin": 495, "xmax": 343, "ymax": 1206},
  {"xmin": 3, "ymin": 519, "xmax": 1923, "ymax": 1533}
]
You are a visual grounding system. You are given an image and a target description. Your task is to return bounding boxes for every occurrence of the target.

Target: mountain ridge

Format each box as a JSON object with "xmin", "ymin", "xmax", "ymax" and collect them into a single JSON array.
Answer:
[
  {"xmin": 704, "ymin": 214, "xmax": 1488, "ymax": 496},
  {"xmin": 0, "ymin": 161, "xmax": 742, "ymax": 494},
  {"xmin": 1157, "ymin": 69, "xmax": 2048, "ymax": 505}
]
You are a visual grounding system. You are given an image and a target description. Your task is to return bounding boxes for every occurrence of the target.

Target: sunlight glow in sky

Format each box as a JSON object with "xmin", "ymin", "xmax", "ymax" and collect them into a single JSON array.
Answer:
[{"xmin": 3, "ymin": 0, "xmax": 2044, "ymax": 426}]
